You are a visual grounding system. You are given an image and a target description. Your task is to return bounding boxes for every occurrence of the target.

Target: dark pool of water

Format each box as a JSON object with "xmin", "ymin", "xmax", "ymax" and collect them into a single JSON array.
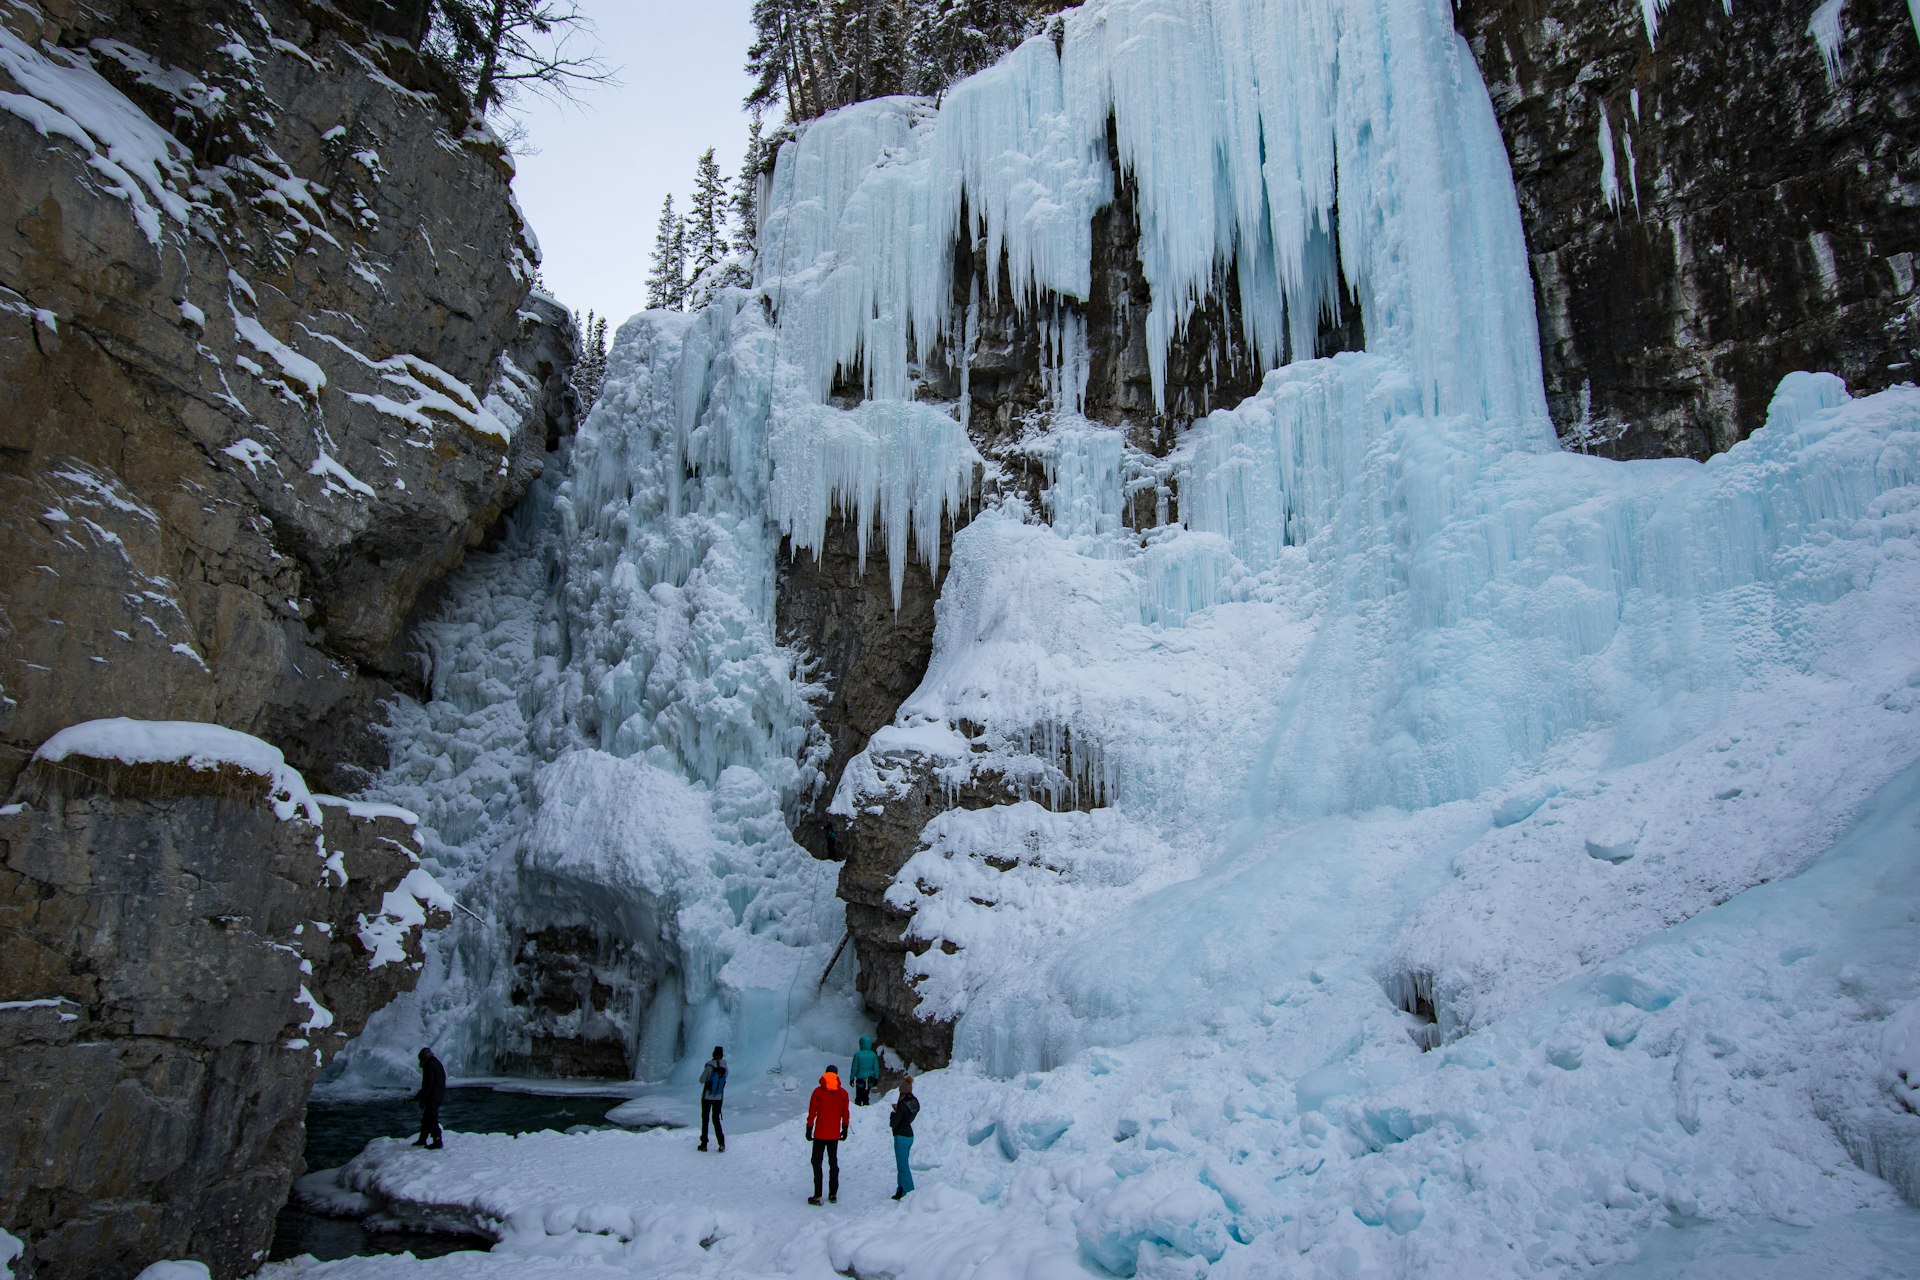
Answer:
[{"xmin": 270, "ymin": 1085, "xmax": 631, "ymax": 1262}]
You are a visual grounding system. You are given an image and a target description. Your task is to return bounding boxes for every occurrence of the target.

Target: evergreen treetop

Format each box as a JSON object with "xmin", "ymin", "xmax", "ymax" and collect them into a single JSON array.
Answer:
[{"xmin": 645, "ymin": 194, "xmax": 688, "ymax": 311}]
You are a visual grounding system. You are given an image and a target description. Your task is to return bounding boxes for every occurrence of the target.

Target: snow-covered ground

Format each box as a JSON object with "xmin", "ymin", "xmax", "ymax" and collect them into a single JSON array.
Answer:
[
  {"xmin": 273, "ymin": 737, "xmax": 1920, "ymax": 1278},
  {"xmin": 273, "ymin": 0, "xmax": 1920, "ymax": 1276}
]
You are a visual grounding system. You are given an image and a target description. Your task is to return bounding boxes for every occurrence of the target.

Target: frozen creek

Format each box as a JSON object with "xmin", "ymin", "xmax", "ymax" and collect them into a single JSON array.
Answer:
[{"xmin": 283, "ymin": 0, "xmax": 1920, "ymax": 1276}]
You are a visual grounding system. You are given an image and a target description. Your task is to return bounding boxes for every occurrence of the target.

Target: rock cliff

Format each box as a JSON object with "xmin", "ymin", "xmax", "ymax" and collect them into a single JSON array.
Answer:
[
  {"xmin": 0, "ymin": 740, "xmax": 448, "ymax": 1278},
  {"xmin": 0, "ymin": 0, "xmax": 575, "ymax": 798},
  {"xmin": 0, "ymin": 0, "xmax": 572, "ymax": 1272},
  {"xmin": 1455, "ymin": 0, "xmax": 1920, "ymax": 459}
]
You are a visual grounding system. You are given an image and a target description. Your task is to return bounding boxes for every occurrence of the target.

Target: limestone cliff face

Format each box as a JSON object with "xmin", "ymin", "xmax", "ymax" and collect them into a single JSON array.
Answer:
[
  {"xmin": 0, "ymin": 0, "xmax": 575, "ymax": 798},
  {"xmin": 0, "ymin": 0, "xmax": 571, "ymax": 1273},
  {"xmin": 0, "ymin": 751, "xmax": 447, "ymax": 1279},
  {"xmin": 1455, "ymin": 0, "xmax": 1920, "ymax": 459}
]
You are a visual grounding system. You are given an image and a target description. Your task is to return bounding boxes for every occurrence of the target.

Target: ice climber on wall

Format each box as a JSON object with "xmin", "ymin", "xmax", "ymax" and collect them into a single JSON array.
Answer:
[
  {"xmin": 851, "ymin": 1034, "xmax": 881, "ymax": 1105},
  {"xmin": 698, "ymin": 1045, "xmax": 727, "ymax": 1152},
  {"xmin": 806, "ymin": 1064, "xmax": 851, "ymax": 1204}
]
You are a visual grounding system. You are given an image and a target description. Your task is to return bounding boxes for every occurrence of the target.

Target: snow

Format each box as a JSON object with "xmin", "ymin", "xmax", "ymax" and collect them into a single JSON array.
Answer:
[
  {"xmin": 208, "ymin": 436, "xmax": 265, "ymax": 474},
  {"xmin": 0, "ymin": 27, "xmax": 191, "ymax": 245},
  {"xmin": 33, "ymin": 718, "xmax": 322, "ymax": 826},
  {"xmin": 234, "ymin": 312, "xmax": 327, "ymax": 399},
  {"xmin": 331, "ymin": 348, "xmax": 512, "ymax": 443},
  {"xmin": 133, "ymin": 1264, "xmax": 211, "ymax": 1280},
  {"xmin": 310, "ymin": 451, "xmax": 377, "ymax": 499},
  {"xmin": 0, "ymin": 1231, "xmax": 18, "ymax": 1280},
  {"xmin": 313, "ymin": 0, "xmax": 1920, "ymax": 1274},
  {"xmin": 358, "ymin": 869, "xmax": 456, "ymax": 970},
  {"xmin": 0, "ymin": 998, "xmax": 77, "ymax": 1022},
  {"xmin": 317, "ymin": 795, "xmax": 421, "ymax": 827}
]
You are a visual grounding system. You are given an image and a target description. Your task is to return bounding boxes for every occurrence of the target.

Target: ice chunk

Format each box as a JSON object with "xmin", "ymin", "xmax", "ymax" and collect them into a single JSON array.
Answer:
[{"xmin": 1887, "ymin": 1001, "xmax": 1920, "ymax": 1113}]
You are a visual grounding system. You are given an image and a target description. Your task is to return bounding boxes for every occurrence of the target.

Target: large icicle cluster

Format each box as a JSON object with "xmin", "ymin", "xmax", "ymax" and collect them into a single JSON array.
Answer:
[{"xmin": 758, "ymin": 0, "xmax": 1548, "ymax": 431}]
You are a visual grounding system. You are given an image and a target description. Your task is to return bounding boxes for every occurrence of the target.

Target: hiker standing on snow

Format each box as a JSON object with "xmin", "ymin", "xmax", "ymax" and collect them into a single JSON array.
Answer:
[
  {"xmin": 698, "ymin": 1045, "xmax": 727, "ymax": 1153},
  {"xmin": 412, "ymin": 1046, "xmax": 445, "ymax": 1149},
  {"xmin": 889, "ymin": 1075, "xmax": 919, "ymax": 1200},
  {"xmin": 805, "ymin": 1063, "xmax": 851, "ymax": 1205},
  {"xmin": 851, "ymin": 1035, "xmax": 881, "ymax": 1106}
]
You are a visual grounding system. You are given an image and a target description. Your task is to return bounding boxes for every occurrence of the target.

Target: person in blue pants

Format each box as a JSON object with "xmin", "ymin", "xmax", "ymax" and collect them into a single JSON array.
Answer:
[{"xmin": 889, "ymin": 1075, "xmax": 919, "ymax": 1200}]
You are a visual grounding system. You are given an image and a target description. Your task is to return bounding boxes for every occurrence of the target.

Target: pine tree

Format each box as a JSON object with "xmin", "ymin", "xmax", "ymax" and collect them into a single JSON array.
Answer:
[
  {"xmin": 732, "ymin": 110, "xmax": 766, "ymax": 258},
  {"xmin": 908, "ymin": 0, "xmax": 1031, "ymax": 96},
  {"xmin": 746, "ymin": 0, "xmax": 836, "ymax": 119},
  {"xmin": 645, "ymin": 194, "xmax": 687, "ymax": 310},
  {"xmin": 685, "ymin": 148, "xmax": 730, "ymax": 285},
  {"xmin": 830, "ymin": 0, "xmax": 907, "ymax": 106},
  {"xmin": 573, "ymin": 309, "xmax": 609, "ymax": 408}
]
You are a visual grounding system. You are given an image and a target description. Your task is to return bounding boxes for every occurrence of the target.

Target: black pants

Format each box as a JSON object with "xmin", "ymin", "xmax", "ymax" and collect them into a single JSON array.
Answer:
[
  {"xmin": 418, "ymin": 1102, "xmax": 442, "ymax": 1147},
  {"xmin": 810, "ymin": 1138, "xmax": 840, "ymax": 1198},
  {"xmin": 854, "ymin": 1079, "xmax": 872, "ymax": 1106},
  {"xmin": 700, "ymin": 1098, "xmax": 724, "ymax": 1147}
]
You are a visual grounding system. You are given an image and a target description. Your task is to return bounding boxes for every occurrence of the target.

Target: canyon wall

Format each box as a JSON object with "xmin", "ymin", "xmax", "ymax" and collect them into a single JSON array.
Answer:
[
  {"xmin": 1456, "ymin": 0, "xmax": 1920, "ymax": 459},
  {"xmin": 0, "ymin": 0, "xmax": 574, "ymax": 1273}
]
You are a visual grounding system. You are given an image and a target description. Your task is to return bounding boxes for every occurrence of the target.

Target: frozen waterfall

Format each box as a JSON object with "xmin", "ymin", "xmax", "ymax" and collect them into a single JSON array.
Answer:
[{"xmin": 334, "ymin": 9, "xmax": 1920, "ymax": 1229}]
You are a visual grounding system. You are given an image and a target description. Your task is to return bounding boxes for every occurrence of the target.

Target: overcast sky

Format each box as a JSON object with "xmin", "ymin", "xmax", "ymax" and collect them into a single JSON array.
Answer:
[{"xmin": 509, "ymin": 0, "xmax": 757, "ymax": 328}]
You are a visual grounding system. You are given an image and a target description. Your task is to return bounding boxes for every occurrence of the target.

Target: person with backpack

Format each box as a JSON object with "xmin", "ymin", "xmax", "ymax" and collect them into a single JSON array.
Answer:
[
  {"xmin": 698, "ymin": 1045, "xmax": 727, "ymax": 1152},
  {"xmin": 850, "ymin": 1035, "xmax": 881, "ymax": 1106},
  {"xmin": 805, "ymin": 1063, "xmax": 850, "ymax": 1205},
  {"xmin": 889, "ymin": 1075, "xmax": 919, "ymax": 1200},
  {"xmin": 412, "ymin": 1046, "xmax": 445, "ymax": 1149}
]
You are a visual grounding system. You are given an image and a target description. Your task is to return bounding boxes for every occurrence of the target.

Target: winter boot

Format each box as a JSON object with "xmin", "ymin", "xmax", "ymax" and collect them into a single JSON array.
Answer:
[{"xmin": 807, "ymin": 1196, "xmax": 822, "ymax": 1206}]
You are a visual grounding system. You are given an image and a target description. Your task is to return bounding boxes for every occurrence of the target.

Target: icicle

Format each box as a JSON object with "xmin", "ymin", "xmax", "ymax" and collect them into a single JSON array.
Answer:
[
  {"xmin": 1808, "ymin": 0, "xmax": 1847, "ymax": 86},
  {"xmin": 1598, "ymin": 108, "xmax": 1623, "ymax": 214}
]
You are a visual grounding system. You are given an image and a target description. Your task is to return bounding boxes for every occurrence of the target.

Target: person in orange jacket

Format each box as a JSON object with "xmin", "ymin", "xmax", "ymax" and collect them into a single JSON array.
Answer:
[{"xmin": 805, "ymin": 1063, "xmax": 851, "ymax": 1204}]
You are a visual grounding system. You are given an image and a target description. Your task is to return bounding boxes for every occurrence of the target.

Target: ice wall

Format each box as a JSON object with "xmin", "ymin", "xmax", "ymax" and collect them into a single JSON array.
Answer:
[
  {"xmin": 758, "ymin": 0, "xmax": 1549, "ymax": 431},
  {"xmin": 337, "ymin": 0, "xmax": 1574, "ymax": 1084},
  {"xmin": 335, "ymin": 303, "xmax": 863, "ymax": 1088}
]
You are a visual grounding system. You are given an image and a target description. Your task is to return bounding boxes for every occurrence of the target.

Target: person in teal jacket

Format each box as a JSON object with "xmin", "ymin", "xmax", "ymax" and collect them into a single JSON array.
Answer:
[{"xmin": 850, "ymin": 1035, "xmax": 881, "ymax": 1106}]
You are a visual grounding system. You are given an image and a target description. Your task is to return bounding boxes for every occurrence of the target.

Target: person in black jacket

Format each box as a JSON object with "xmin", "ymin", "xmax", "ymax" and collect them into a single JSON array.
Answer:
[
  {"xmin": 413, "ymin": 1047, "xmax": 446, "ymax": 1149},
  {"xmin": 697, "ymin": 1045, "xmax": 728, "ymax": 1152},
  {"xmin": 889, "ymin": 1075, "xmax": 919, "ymax": 1200}
]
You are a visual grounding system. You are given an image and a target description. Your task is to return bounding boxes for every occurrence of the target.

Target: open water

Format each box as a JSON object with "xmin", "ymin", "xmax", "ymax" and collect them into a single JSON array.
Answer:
[{"xmin": 269, "ymin": 1085, "xmax": 631, "ymax": 1262}]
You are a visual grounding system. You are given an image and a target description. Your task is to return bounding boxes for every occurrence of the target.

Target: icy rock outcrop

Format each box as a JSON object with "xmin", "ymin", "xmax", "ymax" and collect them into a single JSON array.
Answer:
[
  {"xmin": 0, "ymin": 734, "xmax": 446, "ymax": 1280},
  {"xmin": 0, "ymin": 0, "xmax": 575, "ymax": 797},
  {"xmin": 1455, "ymin": 0, "xmax": 1920, "ymax": 459}
]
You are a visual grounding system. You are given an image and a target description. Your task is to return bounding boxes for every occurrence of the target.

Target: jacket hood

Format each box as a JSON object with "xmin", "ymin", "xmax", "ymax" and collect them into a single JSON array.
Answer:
[
  {"xmin": 821, "ymin": 1070, "xmax": 841, "ymax": 1090},
  {"xmin": 859, "ymin": 1036, "xmax": 872, "ymax": 1050}
]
